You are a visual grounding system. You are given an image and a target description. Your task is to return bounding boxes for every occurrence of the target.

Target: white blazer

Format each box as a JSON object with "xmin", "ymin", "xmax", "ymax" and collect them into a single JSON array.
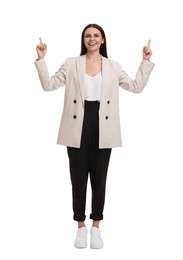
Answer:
[{"xmin": 35, "ymin": 55, "xmax": 154, "ymax": 148}]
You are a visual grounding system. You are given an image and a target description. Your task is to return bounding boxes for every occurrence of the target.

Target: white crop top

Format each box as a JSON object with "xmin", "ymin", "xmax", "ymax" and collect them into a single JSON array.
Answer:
[{"xmin": 84, "ymin": 72, "xmax": 102, "ymax": 101}]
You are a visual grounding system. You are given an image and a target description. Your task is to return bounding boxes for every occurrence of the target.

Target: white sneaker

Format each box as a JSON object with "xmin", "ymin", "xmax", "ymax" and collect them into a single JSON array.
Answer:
[
  {"xmin": 90, "ymin": 227, "xmax": 103, "ymax": 249},
  {"xmin": 74, "ymin": 227, "xmax": 87, "ymax": 248}
]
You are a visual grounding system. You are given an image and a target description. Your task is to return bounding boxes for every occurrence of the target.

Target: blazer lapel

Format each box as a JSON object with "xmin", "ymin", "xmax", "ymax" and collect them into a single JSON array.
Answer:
[
  {"xmin": 100, "ymin": 56, "xmax": 110, "ymax": 102},
  {"xmin": 76, "ymin": 55, "xmax": 86, "ymax": 107}
]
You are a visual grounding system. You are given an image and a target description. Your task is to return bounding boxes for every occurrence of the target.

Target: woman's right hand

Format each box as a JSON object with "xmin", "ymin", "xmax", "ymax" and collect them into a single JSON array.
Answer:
[{"xmin": 36, "ymin": 37, "xmax": 47, "ymax": 60}]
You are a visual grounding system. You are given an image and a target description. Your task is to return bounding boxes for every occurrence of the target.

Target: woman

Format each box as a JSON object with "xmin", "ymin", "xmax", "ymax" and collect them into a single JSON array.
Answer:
[{"xmin": 35, "ymin": 23, "xmax": 154, "ymax": 249}]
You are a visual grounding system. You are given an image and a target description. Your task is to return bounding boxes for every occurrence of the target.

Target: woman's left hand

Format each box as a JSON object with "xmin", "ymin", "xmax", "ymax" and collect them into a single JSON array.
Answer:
[{"xmin": 143, "ymin": 40, "xmax": 152, "ymax": 60}]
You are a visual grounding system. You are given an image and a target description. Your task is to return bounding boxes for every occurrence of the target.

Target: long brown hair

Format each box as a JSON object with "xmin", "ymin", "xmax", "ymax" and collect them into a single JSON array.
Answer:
[{"xmin": 80, "ymin": 24, "xmax": 108, "ymax": 58}]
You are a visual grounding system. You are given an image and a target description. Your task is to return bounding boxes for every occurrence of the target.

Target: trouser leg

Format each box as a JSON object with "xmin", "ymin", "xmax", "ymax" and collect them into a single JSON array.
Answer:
[
  {"xmin": 67, "ymin": 146, "xmax": 88, "ymax": 221},
  {"xmin": 66, "ymin": 101, "xmax": 91, "ymax": 221},
  {"xmin": 89, "ymin": 147, "xmax": 112, "ymax": 220}
]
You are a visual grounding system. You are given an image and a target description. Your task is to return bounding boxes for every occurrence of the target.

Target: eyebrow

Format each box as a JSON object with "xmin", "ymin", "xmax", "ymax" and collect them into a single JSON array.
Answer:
[{"xmin": 85, "ymin": 33, "xmax": 100, "ymax": 36}]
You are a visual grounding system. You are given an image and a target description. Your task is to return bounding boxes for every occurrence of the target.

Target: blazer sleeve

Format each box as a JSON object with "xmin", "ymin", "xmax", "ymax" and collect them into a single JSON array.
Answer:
[
  {"xmin": 34, "ymin": 58, "xmax": 67, "ymax": 91},
  {"xmin": 118, "ymin": 60, "xmax": 155, "ymax": 93}
]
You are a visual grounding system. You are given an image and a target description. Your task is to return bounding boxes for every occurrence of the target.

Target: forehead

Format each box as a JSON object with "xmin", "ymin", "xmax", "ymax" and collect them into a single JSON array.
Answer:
[{"xmin": 84, "ymin": 27, "xmax": 101, "ymax": 35}]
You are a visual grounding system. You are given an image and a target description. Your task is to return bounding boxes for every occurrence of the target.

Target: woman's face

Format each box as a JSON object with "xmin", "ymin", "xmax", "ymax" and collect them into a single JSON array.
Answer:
[{"xmin": 84, "ymin": 27, "xmax": 104, "ymax": 53}]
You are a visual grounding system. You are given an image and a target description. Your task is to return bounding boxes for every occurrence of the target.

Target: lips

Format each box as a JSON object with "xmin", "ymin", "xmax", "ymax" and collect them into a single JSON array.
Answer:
[{"xmin": 88, "ymin": 43, "xmax": 97, "ymax": 47}]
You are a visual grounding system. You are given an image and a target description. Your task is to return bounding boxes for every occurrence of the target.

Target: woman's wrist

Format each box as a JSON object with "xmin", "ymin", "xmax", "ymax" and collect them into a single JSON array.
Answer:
[{"xmin": 37, "ymin": 56, "xmax": 44, "ymax": 60}]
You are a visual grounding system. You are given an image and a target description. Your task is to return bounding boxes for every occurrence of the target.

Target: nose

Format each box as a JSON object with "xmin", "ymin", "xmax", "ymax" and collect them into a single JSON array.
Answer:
[{"xmin": 90, "ymin": 35, "xmax": 95, "ymax": 41}]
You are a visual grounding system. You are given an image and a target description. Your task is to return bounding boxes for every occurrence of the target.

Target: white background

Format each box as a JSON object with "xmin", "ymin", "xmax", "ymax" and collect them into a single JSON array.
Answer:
[{"xmin": 0, "ymin": 0, "xmax": 183, "ymax": 259}]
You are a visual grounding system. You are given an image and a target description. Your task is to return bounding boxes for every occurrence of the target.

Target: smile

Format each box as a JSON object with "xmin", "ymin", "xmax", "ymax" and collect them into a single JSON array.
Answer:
[{"xmin": 88, "ymin": 43, "xmax": 97, "ymax": 46}]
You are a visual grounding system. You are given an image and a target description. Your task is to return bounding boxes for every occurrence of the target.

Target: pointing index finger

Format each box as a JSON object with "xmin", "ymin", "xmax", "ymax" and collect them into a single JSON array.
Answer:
[
  {"xmin": 147, "ymin": 39, "xmax": 151, "ymax": 48},
  {"xmin": 39, "ymin": 37, "xmax": 43, "ymax": 44}
]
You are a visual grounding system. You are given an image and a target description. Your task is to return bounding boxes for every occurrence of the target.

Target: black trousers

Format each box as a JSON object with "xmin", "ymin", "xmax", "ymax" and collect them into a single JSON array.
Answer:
[{"xmin": 67, "ymin": 101, "xmax": 112, "ymax": 221}]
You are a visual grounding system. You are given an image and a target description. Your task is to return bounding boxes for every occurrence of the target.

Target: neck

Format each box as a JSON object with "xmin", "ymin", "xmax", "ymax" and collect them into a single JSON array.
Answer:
[{"xmin": 86, "ymin": 52, "xmax": 101, "ymax": 61}]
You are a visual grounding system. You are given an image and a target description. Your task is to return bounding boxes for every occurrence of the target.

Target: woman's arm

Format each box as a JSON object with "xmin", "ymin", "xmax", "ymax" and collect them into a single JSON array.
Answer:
[
  {"xmin": 118, "ymin": 40, "xmax": 154, "ymax": 93},
  {"xmin": 35, "ymin": 38, "xmax": 66, "ymax": 91}
]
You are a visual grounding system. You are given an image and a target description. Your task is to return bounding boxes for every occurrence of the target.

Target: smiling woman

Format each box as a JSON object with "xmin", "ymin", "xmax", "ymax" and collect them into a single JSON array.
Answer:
[
  {"xmin": 84, "ymin": 27, "xmax": 104, "ymax": 77},
  {"xmin": 35, "ymin": 23, "xmax": 154, "ymax": 249},
  {"xmin": 80, "ymin": 23, "xmax": 107, "ymax": 58},
  {"xmin": 84, "ymin": 29, "xmax": 104, "ymax": 51}
]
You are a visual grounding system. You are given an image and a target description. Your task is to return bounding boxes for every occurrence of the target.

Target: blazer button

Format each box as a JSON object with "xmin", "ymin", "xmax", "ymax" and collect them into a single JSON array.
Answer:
[
  {"xmin": 73, "ymin": 115, "xmax": 77, "ymax": 119},
  {"xmin": 73, "ymin": 100, "xmax": 77, "ymax": 104},
  {"xmin": 107, "ymin": 100, "xmax": 110, "ymax": 104},
  {"xmin": 105, "ymin": 116, "xmax": 108, "ymax": 120}
]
